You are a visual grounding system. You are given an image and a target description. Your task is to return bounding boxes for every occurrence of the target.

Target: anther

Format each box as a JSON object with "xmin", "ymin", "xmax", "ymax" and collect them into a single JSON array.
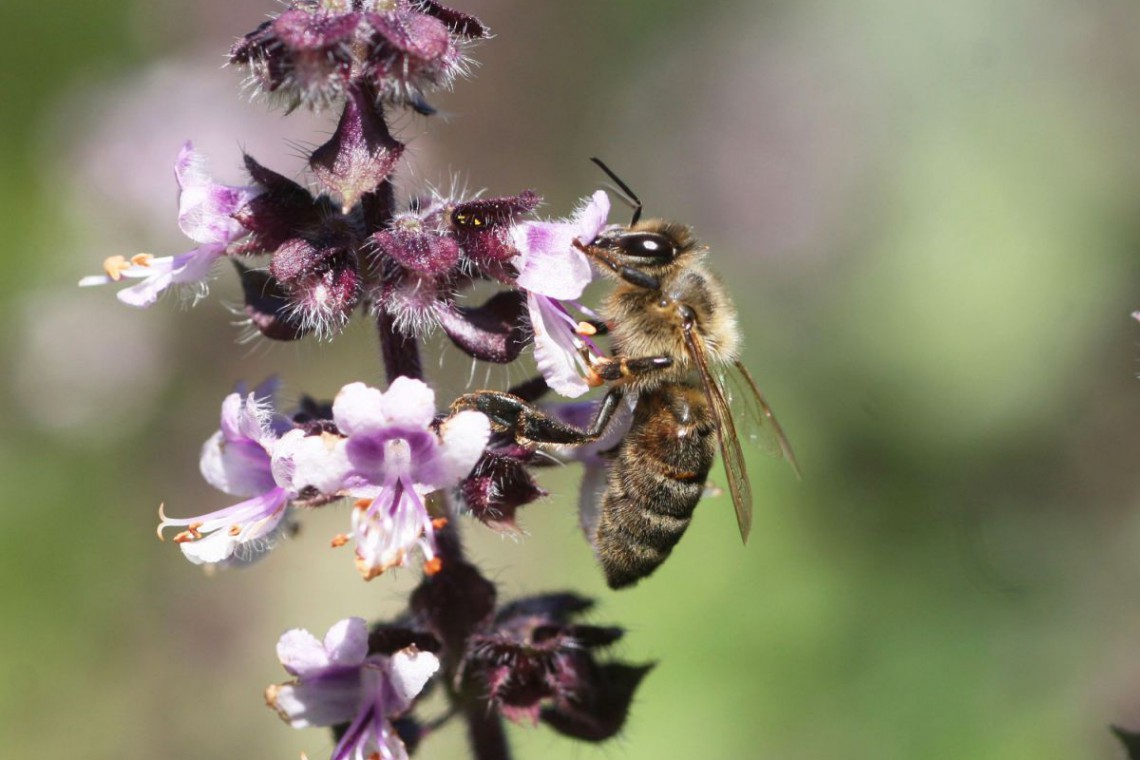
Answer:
[
  {"xmin": 423, "ymin": 557, "xmax": 443, "ymax": 575},
  {"xmin": 431, "ymin": 517, "xmax": 449, "ymax": 530},
  {"xmin": 575, "ymin": 321, "xmax": 597, "ymax": 336},
  {"xmin": 330, "ymin": 534, "xmax": 350, "ymax": 548}
]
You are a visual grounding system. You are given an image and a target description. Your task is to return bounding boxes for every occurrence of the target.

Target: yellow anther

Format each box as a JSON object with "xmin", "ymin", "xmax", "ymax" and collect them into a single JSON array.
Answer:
[
  {"xmin": 130, "ymin": 253, "xmax": 155, "ymax": 267},
  {"xmin": 575, "ymin": 321, "xmax": 598, "ymax": 336},
  {"xmin": 101, "ymin": 255, "xmax": 131, "ymax": 281},
  {"xmin": 330, "ymin": 533, "xmax": 350, "ymax": 548}
]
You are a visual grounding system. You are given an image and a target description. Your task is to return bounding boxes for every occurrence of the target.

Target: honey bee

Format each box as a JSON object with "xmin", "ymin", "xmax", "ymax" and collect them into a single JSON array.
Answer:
[{"xmin": 452, "ymin": 160, "xmax": 798, "ymax": 588}]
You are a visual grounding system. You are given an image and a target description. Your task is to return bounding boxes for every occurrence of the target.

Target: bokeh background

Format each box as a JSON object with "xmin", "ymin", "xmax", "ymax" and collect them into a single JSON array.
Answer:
[{"xmin": 4, "ymin": 1, "xmax": 1140, "ymax": 758}]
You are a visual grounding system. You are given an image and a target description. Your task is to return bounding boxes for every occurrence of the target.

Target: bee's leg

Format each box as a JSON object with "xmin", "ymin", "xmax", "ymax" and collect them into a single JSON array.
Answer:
[
  {"xmin": 573, "ymin": 319, "xmax": 609, "ymax": 337},
  {"xmin": 587, "ymin": 354, "xmax": 673, "ymax": 382},
  {"xmin": 451, "ymin": 387, "xmax": 625, "ymax": 446}
]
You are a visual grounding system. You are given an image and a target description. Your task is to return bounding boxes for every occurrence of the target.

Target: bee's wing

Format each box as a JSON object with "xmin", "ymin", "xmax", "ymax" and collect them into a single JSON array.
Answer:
[
  {"xmin": 683, "ymin": 327, "xmax": 754, "ymax": 543},
  {"xmin": 723, "ymin": 360, "xmax": 801, "ymax": 479}
]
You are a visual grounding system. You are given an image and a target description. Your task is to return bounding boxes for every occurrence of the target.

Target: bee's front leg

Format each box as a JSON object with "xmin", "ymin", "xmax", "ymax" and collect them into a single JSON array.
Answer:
[
  {"xmin": 451, "ymin": 387, "xmax": 625, "ymax": 446},
  {"xmin": 582, "ymin": 352, "xmax": 673, "ymax": 384}
]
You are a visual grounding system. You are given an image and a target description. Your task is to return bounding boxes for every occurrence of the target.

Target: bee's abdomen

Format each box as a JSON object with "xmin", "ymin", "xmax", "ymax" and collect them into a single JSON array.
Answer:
[{"xmin": 593, "ymin": 386, "xmax": 716, "ymax": 589}]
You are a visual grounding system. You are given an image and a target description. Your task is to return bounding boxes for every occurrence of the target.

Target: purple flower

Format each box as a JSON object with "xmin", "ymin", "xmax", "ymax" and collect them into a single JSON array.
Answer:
[
  {"xmin": 158, "ymin": 383, "xmax": 350, "ymax": 566},
  {"xmin": 510, "ymin": 191, "xmax": 610, "ymax": 397},
  {"xmin": 333, "ymin": 378, "xmax": 490, "ymax": 579},
  {"xmin": 79, "ymin": 142, "xmax": 259, "ymax": 307},
  {"xmin": 266, "ymin": 617, "xmax": 439, "ymax": 760}
]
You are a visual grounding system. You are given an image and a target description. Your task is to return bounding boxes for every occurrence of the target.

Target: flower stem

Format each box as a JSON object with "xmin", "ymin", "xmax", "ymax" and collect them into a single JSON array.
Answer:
[
  {"xmin": 377, "ymin": 308, "xmax": 423, "ymax": 382},
  {"xmin": 463, "ymin": 700, "xmax": 512, "ymax": 760}
]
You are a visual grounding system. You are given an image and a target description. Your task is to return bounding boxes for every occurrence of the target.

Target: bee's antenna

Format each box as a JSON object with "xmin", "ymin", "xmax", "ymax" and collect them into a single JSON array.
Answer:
[{"xmin": 590, "ymin": 157, "xmax": 643, "ymax": 226}]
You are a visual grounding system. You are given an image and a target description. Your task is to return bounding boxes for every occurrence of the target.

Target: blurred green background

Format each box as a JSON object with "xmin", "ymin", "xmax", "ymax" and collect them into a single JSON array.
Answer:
[{"xmin": 4, "ymin": 1, "xmax": 1140, "ymax": 758}]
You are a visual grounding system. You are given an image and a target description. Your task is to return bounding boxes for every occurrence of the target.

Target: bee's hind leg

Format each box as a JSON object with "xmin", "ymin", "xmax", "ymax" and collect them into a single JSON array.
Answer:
[{"xmin": 451, "ymin": 387, "xmax": 625, "ymax": 446}]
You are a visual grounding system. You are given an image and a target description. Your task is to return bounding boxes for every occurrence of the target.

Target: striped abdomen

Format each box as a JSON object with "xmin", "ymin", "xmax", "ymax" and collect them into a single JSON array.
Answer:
[{"xmin": 593, "ymin": 383, "xmax": 716, "ymax": 588}]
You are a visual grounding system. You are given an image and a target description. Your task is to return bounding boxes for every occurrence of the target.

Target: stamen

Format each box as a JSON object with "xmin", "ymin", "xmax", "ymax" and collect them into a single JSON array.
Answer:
[
  {"xmin": 101, "ymin": 255, "xmax": 131, "ymax": 281},
  {"xmin": 228, "ymin": 525, "xmax": 242, "ymax": 536},
  {"xmin": 330, "ymin": 533, "xmax": 350, "ymax": 548},
  {"xmin": 354, "ymin": 498, "xmax": 372, "ymax": 510},
  {"xmin": 130, "ymin": 253, "xmax": 155, "ymax": 267},
  {"xmin": 431, "ymin": 517, "xmax": 449, "ymax": 530},
  {"xmin": 575, "ymin": 321, "xmax": 597, "ymax": 336},
  {"xmin": 423, "ymin": 557, "xmax": 443, "ymax": 575},
  {"xmin": 173, "ymin": 525, "xmax": 202, "ymax": 543}
]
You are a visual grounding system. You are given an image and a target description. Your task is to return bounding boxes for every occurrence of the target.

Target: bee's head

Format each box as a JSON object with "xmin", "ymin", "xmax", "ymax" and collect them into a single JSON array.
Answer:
[{"xmin": 582, "ymin": 220, "xmax": 701, "ymax": 286}]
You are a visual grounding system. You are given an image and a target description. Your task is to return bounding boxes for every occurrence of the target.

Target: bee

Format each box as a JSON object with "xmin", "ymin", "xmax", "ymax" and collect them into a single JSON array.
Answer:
[{"xmin": 452, "ymin": 160, "xmax": 798, "ymax": 588}]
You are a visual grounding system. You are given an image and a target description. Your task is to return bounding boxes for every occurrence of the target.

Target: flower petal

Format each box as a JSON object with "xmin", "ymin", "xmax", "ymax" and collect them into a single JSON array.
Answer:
[
  {"xmin": 385, "ymin": 647, "xmax": 441, "ymax": 714},
  {"xmin": 380, "ymin": 376, "xmax": 437, "ymax": 430},
  {"xmin": 272, "ymin": 429, "xmax": 352, "ymax": 495},
  {"xmin": 432, "ymin": 410, "xmax": 491, "ymax": 484},
  {"xmin": 528, "ymin": 293, "xmax": 589, "ymax": 398},
  {"xmin": 324, "ymin": 618, "xmax": 370, "ymax": 667},
  {"xmin": 333, "ymin": 382, "xmax": 387, "ymax": 437},
  {"xmin": 277, "ymin": 627, "xmax": 332, "ymax": 676},
  {"xmin": 270, "ymin": 678, "xmax": 362, "ymax": 729},
  {"xmin": 175, "ymin": 142, "xmax": 261, "ymax": 245}
]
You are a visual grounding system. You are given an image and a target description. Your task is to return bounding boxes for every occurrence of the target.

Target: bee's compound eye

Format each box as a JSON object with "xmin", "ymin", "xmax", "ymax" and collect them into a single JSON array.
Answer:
[{"xmin": 618, "ymin": 232, "xmax": 675, "ymax": 261}]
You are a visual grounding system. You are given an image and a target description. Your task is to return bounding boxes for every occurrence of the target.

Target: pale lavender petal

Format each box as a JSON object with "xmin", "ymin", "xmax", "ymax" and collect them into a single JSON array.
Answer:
[
  {"xmin": 216, "ymin": 392, "xmax": 245, "ymax": 440},
  {"xmin": 78, "ymin": 274, "xmax": 112, "ymax": 287},
  {"xmin": 573, "ymin": 189, "xmax": 611, "ymax": 241},
  {"xmin": 199, "ymin": 429, "xmax": 276, "ymax": 497},
  {"xmin": 277, "ymin": 627, "xmax": 333, "ymax": 675},
  {"xmin": 513, "ymin": 223, "xmax": 591, "ymax": 300},
  {"xmin": 175, "ymin": 142, "xmax": 260, "ymax": 245},
  {"xmin": 234, "ymin": 392, "xmax": 274, "ymax": 444},
  {"xmin": 168, "ymin": 244, "xmax": 226, "ymax": 286},
  {"xmin": 272, "ymin": 429, "xmax": 352, "ymax": 495},
  {"xmin": 427, "ymin": 410, "xmax": 490, "ymax": 485},
  {"xmin": 160, "ymin": 487, "xmax": 290, "ymax": 565},
  {"xmin": 333, "ymin": 382, "xmax": 387, "ymax": 437},
  {"xmin": 528, "ymin": 293, "xmax": 589, "ymax": 398},
  {"xmin": 111, "ymin": 246, "xmax": 224, "ymax": 307},
  {"xmin": 384, "ymin": 648, "xmax": 440, "ymax": 714},
  {"xmin": 379, "ymin": 376, "xmax": 437, "ymax": 430},
  {"xmin": 324, "ymin": 617, "xmax": 370, "ymax": 667},
  {"xmin": 270, "ymin": 679, "xmax": 362, "ymax": 728},
  {"xmin": 115, "ymin": 268, "xmax": 175, "ymax": 308},
  {"xmin": 513, "ymin": 190, "xmax": 609, "ymax": 300}
]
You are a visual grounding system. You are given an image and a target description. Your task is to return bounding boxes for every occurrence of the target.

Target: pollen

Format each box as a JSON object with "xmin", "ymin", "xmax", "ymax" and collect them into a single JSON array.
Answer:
[
  {"xmin": 101, "ymin": 255, "xmax": 131, "ymax": 281},
  {"xmin": 173, "ymin": 523, "xmax": 203, "ymax": 543},
  {"xmin": 423, "ymin": 557, "xmax": 443, "ymax": 575},
  {"xmin": 330, "ymin": 533, "xmax": 350, "ymax": 548},
  {"xmin": 228, "ymin": 525, "xmax": 242, "ymax": 536},
  {"xmin": 431, "ymin": 517, "xmax": 449, "ymax": 530},
  {"xmin": 575, "ymin": 321, "xmax": 597, "ymax": 336},
  {"xmin": 354, "ymin": 498, "xmax": 372, "ymax": 510}
]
